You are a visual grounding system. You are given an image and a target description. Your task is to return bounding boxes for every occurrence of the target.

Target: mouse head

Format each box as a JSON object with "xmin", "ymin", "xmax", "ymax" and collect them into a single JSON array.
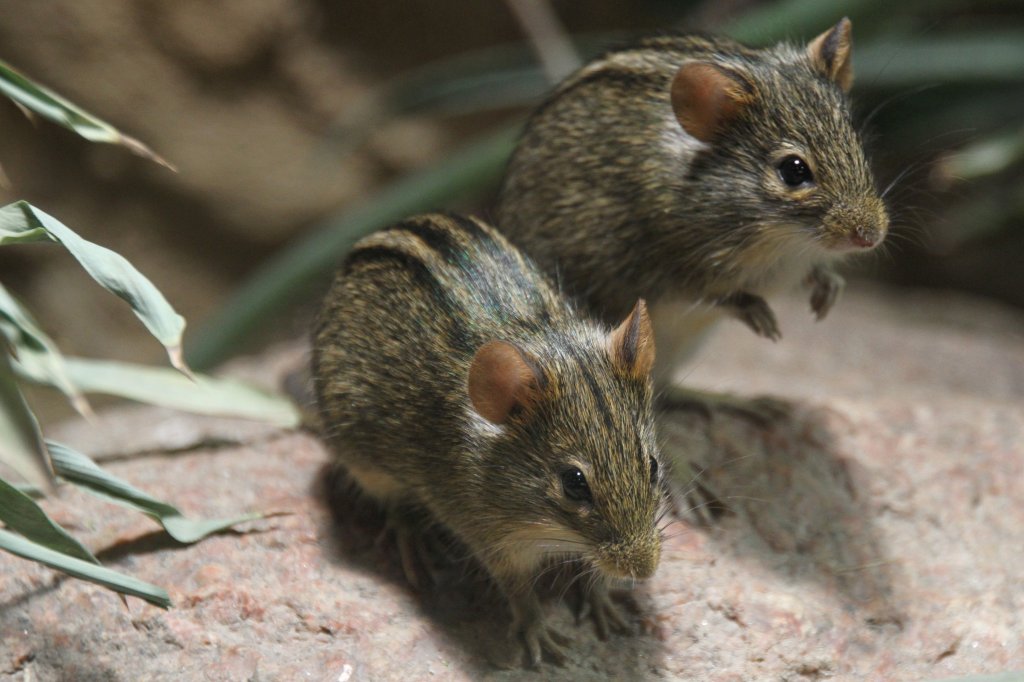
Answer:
[
  {"xmin": 670, "ymin": 18, "xmax": 888, "ymax": 256},
  {"xmin": 467, "ymin": 300, "xmax": 663, "ymax": 580}
]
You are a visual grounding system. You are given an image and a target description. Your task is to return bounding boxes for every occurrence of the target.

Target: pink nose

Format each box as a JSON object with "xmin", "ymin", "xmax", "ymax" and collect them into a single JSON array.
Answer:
[{"xmin": 851, "ymin": 232, "xmax": 877, "ymax": 249}]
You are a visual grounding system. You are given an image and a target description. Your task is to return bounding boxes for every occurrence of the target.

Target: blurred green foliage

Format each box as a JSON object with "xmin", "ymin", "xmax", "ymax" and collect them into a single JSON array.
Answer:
[{"xmin": 0, "ymin": 60, "xmax": 297, "ymax": 607}]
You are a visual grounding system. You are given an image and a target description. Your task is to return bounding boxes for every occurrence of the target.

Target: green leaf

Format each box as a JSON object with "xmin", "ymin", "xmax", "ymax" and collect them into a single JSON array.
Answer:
[
  {"xmin": 48, "ymin": 441, "xmax": 262, "ymax": 544},
  {"xmin": 724, "ymin": 0, "xmax": 899, "ymax": 43},
  {"xmin": 855, "ymin": 33, "xmax": 1024, "ymax": 87},
  {"xmin": 0, "ymin": 58, "xmax": 174, "ymax": 170},
  {"xmin": 0, "ymin": 351, "xmax": 54, "ymax": 491},
  {"xmin": 23, "ymin": 356, "xmax": 299, "ymax": 427},
  {"xmin": 189, "ymin": 124, "xmax": 520, "ymax": 369},
  {"xmin": 0, "ymin": 282, "xmax": 90, "ymax": 415},
  {"xmin": 939, "ymin": 123, "xmax": 1024, "ymax": 181},
  {"xmin": 0, "ymin": 527, "xmax": 170, "ymax": 608},
  {"xmin": 322, "ymin": 35, "xmax": 620, "ymax": 157},
  {"xmin": 0, "ymin": 475, "xmax": 97, "ymax": 563},
  {"xmin": 0, "ymin": 201, "xmax": 191, "ymax": 376}
]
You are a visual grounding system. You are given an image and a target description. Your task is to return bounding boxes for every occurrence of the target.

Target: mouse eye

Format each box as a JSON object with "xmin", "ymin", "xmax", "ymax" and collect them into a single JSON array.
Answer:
[
  {"xmin": 560, "ymin": 467, "xmax": 592, "ymax": 503},
  {"xmin": 649, "ymin": 456, "xmax": 659, "ymax": 487},
  {"xmin": 777, "ymin": 155, "xmax": 814, "ymax": 187}
]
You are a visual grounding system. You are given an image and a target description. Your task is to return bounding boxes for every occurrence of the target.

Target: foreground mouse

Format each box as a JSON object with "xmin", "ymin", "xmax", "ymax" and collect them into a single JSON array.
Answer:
[{"xmin": 313, "ymin": 213, "xmax": 664, "ymax": 666}]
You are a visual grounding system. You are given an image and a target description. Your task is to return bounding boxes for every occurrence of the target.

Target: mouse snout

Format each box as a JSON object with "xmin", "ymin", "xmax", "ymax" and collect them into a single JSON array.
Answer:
[
  {"xmin": 596, "ymin": 531, "xmax": 662, "ymax": 581},
  {"xmin": 826, "ymin": 198, "xmax": 889, "ymax": 251}
]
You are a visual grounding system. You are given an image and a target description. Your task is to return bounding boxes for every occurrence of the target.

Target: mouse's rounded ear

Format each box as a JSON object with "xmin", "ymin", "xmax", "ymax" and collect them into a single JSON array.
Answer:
[
  {"xmin": 671, "ymin": 61, "xmax": 754, "ymax": 143},
  {"xmin": 807, "ymin": 17, "xmax": 854, "ymax": 92},
  {"xmin": 608, "ymin": 299, "xmax": 655, "ymax": 380},
  {"xmin": 468, "ymin": 341, "xmax": 544, "ymax": 425}
]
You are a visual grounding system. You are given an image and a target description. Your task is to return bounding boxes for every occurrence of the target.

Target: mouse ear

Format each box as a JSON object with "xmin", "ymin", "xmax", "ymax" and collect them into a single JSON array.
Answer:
[
  {"xmin": 807, "ymin": 17, "xmax": 854, "ymax": 92},
  {"xmin": 670, "ymin": 62, "xmax": 754, "ymax": 143},
  {"xmin": 468, "ymin": 340, "xmax": 544, "ymax": 425},
  {"xmin": 608, "ymin": 299, "xmax": 655, "ymax": 379}
]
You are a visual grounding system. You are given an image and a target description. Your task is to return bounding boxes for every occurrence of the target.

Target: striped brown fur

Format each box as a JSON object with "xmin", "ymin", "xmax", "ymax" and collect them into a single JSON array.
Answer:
[
  {"xmin": 496, "ymin": 20, "xmax": 888, "ymax": 381},
  {"xmin": 313, "ymin": 213, "xmax": 663, "ymax": 666}
]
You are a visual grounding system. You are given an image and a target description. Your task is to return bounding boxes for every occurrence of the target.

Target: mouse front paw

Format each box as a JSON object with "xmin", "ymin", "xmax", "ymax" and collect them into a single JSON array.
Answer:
[
  {"xmin": 718, "ymin": 292, "xmax": 781, "ymax": 341},
  {"xmin": 517, "ymin": 615, "xmax": 571, "ymax": 667},
  {"xmin": 580, "ymin": 581, "xmax": 635, "ymax": 640},
  {"xmin": 807, "ymin": 266, "xmax": 845, "ymax": 320},
  {"xmin": 506, "ymin": 591, "xmax": 571, "ymax": 667}
]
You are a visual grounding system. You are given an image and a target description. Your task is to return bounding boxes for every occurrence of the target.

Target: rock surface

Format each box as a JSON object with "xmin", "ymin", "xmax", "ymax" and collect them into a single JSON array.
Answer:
[{"xmin": 1, "ymin": 285, "xmax": 1023, "ymax": 681}]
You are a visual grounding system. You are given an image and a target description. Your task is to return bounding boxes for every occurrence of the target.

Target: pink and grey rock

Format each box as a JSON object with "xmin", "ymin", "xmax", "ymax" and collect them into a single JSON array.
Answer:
[{"xmin": 1, "ymin": 286, "xmax": 1022, "ymax": 680}]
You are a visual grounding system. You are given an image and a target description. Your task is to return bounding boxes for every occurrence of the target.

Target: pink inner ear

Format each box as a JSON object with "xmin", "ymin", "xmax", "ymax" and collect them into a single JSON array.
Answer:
[
  {"xmin": 671, "ymin": 62, "xmax": 750, "ymax": 143},
  {"xmin": 467, "ymin": 341, "xmax": 539, "ymax": 425}
]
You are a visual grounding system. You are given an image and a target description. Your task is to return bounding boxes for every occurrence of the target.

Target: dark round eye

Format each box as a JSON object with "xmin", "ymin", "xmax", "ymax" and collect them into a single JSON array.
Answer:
[
  {"xmin": 649, "ymin": 456, "xmax": 659, "ymax": 487},
  {"xmin": 777, "ymin": 155, "xmax": 814, "ymax": 187},
  {"xmin": 560, "ymin": 467, "xmax": 592, "ymax": 503}
]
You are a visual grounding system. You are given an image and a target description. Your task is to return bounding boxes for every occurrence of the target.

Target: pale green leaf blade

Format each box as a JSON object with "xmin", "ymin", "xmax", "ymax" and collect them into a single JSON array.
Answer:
[
  {"xmin": 0, "ymin": 282, "xmax": 90, "ymax": 414},
  {"xmin": 0, "ymin": 224, "xmax": 51, "ymax": 245},
  {"xmin": 0, "ymin": 201, "xmax": 190, "ymax": 375},
  {"xmin": 0, "ymin": 476, "xmax": 97, "ymax": 563},
  {"xmin": 0, "ymin": 59, "xmax": 174, "ymax": 170},
  {"xmin": 0, "ymin": 528, "xmax": 170, "ymax": 608},
  {"xmin": 59, "ymin": 356, "xmax": 299, "ymax": 427},
  {"xmin": 0, "ymin": 352, "xmax": 54, "ymax": 490},
  {"xmin": 47, "ymin": 441, "xmax": 263, "ymax": 544}
]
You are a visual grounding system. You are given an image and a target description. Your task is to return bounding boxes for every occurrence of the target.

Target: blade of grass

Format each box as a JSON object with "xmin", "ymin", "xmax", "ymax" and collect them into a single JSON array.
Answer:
[
  {"xmin": 856, "ymin": 33, "xmax": 1024, "ymax": 87},
  {"xmin": 0, "ymin": 283, "xmax": 90, "ymax": 415},
  {"xmin": 48, "ymin": 441, "xmax": 263, "ymax": 544},
  {"xmin": 0, "ymin": 475, "xmax": 97, "ymax": 563},
  {"xmin": 724, "ymin": 0, "xmax": 909, "ymax": 43},
  {"xmin": 189, "ymin": 124, "xmax": 520, "ymax": 370},
  {"xmin": 0, "ymin": 352, "xmax": 54, "ymax": 491},
  {"xmin": 939, "ymin": 123, "xmax": 1024, "ymax": 181},
  {"xmin": 0, "ymin": 58, "xmax": 173, "ymax": 170},
  {"xmin": 322, "ymin": 35, "xmax": 618, "ymax": 158},
  {"xmin": 0, "ymin": 527, "xmax": 170, "ymax": 607},
  {"xmin": 13, "ymin": 356, "xmax": 299, "ymax": 428},
  {"xmin": 0, "ymin": 201, "xmax": 191, "ymax": 376}
]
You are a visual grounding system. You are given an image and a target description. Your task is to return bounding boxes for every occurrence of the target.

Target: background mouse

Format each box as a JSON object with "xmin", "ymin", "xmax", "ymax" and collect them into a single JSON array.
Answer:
[
  {"xmin": 312, "ymin": 212, "xmax": 664, "ymax": 667},
  {"xmin": 496, "ymin": 18, "xmax": 888, "ymax": 407}
]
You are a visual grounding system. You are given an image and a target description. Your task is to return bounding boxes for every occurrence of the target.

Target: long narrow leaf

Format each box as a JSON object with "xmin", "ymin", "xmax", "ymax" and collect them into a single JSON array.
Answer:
[
  {"xmin": 0, "ymin": 476, "xmax": 97, "ymax": 563},
  {"xmin": 0, "ymin": 201, "xmax": 190, "ymax": 376},
  {"xmin": 0, "ymin": 283, "xmax": 89, "ymax": 414},
  {"xmin": 0, "ymin": 352, "xmax": 53, "ymax": 490},
  {"xmin": 48, "ymin": 441, "xmax": 262, "ymax": 544},
  {"xmin": 24, "ymin": 356, "xmax": 298, "ymax": 427},
  {"xmin": 856, "ymin": 33, "xmax": 1024, "ymax": 87},
  {"xmin": 725, "ymin": 0, "xmax": 901, "ymax": 42},
  {"xmin": 323, "ymin": 35, "xmax": 621, "ymax": 156},
  {"xmin": 0, "ymin": 528, "xmax": 170, "ymax": 608},
  {"xmin": 939, "ymin": 124, "xmax": 1024, "ymax": 181},
  {"xmin": 189, "ymin": 124, "xmax": 519, "ymax": 369},
  {"xmin": 0, "ymin": 59, "xmax": 173, "ymax": 170}
]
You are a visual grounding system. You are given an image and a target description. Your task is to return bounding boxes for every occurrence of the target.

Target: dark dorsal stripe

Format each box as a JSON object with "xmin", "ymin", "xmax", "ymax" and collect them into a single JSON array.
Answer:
[
  {"xmin": 528, "ymin": 68, "xmax": 665, "ymax": 123},
  {"xmin": 568, "ymin": 343, "xmax": 615, "ymax": 432}
]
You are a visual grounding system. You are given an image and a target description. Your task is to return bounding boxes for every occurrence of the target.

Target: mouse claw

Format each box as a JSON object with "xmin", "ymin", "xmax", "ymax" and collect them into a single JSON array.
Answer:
[
  {"xmin": 585, "ymin": 582, "xmax": 635, "ymax": 640},
  {"xmin": 807, "ymin": 266, "xmax": 844, "ymax": 320},
  {"xmin": 508, "ymin": 592, "xmax": 572, "ymax": 667},
  {"xmin": 718, "ymin": 292, "xmax": 781, "ymax": 341},
  {"xmin": 524, "ymin": 621, "xmax": 570, "ymax": 667},
  {"xmin": 376, "ymin": 505, "xmax": 433, "ymax": 589}
]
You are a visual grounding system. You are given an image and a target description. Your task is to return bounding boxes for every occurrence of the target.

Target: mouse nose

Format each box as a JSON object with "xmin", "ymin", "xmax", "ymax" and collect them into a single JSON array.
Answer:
[
  {"xmin": 597, "ymin": 533, "xmax": 662, "ymax": 580},
  {"xmin": 851, "ymin": 231, "xmax": 878, "ymax": 249}
]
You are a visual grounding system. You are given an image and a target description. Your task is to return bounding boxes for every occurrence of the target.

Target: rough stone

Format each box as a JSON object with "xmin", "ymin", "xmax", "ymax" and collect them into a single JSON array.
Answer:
[{"xmin": 1, "ymin": 285, "xmax": 1022, "ymax": 681}]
